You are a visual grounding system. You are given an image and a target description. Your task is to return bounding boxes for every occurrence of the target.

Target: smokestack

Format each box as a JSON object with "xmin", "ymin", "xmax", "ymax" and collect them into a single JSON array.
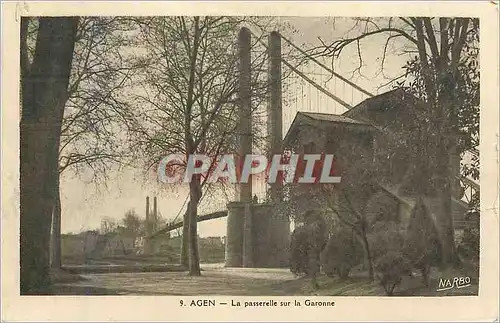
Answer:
[
  {"xmin": 146, "ymin": 196, "xmax": 150, "ymax": 234},
  {"xmin": 145, "ymin": 196, "xmax": 151, "ymax": 254},
  {"xmin": 267, "ymin": 31, "xmax": 283, "ymax": 202},
  {"xmin": 238, "ymin": 27, "xmax": 252, "ymax": 203},
  {"xmin": 153, "ymin": 196, "xmax": 158, "ymax": 232}
]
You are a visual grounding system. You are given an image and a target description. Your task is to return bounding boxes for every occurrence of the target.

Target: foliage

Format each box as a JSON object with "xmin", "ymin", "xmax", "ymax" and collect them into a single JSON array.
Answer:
[
  {"xmin": 400, "ymin": 25, "xmax": 479, "ymax": 206},
  {"xmin": 367, "ymin": 221, "xmax": 410, "ymax": 295},
  {"xmin": 321, "ymin": 226, "xmax": 364, "ymax": 280},
  {"xmin": 132, "ymin": 17, "xmax": 269, "ymax": 171},
  {"xmin": 289, "ymin": 226, "xmax": 309, "ymax": 276},
  {"xmin": 396, "ymin": 20, "xmax": 480, "ymax": 215},
  {"xmin": 27, "ymin": 17, "xmax": 139, "ymax": 181},
  {"xmin": 132, "ymin": 17, "xmax": 267, "ymax": 274},
  {"xmin": 312, "ymin": 17, "xmax": 480, "ymax": 264},
  {"xmin": 403, "ymin": 199, "xmax": 442, "ymax": 268},
  {"xmin": 400, "ymin": 24, "xmax": 479, "ymax": 154},
  {"xmin": 59, "ymin": 17, "xmax": 139, "ymax": 182},
  {"xmin": 289, "ymin": 210, "xmax": 328, "ymax": 283},
  {"xmin": 25, "ymin": 17, "xmax": 141, "ymax": 270},
  {"xmin": 121, "ymin": 209, "xmax": 142, "ymax": 236},
  {"xmin": 374, "ymin": 251, "xmax": 413, "ymax": 296},
  {"xmin": 457, "ymin": 210, "xmax": 480, "ymax": 262},
  {"xmin": 367, "ymin": 221, "xmax": 406, "ymax": 259},
  {"xmin": 131, "ymin": 16, "xmax": 300, "ymax": 273},
  {"xmin": 364, "ymin": 191, "xmax": 400, "ymax": 230}
]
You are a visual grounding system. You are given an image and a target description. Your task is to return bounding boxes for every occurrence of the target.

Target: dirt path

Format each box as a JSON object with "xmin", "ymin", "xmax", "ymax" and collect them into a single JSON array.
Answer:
[
  {"xmin": 52, "ymin": 264, "xmax": 479, "ymax": 296},
  {"xmin": 54, "ymin": 265, "xmax": 298, "ymax": 295}
]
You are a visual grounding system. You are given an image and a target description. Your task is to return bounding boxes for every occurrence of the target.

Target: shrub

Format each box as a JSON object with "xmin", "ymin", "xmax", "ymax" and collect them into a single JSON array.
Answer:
[
  {"xmin": 374, "ymin": 251, "xmax": 413, "ymax": 296},
  {"xmin": 368, "ymin": 221, "xmax": 406, "ymax": 257},
  {"xmin": 367, "ymin": 221, "xmax": 410, "ymax": 295},
  {"xmin": 321, "ymin": 226, "xmax": 364, "ymax": 280},
  {"xmin": 289, "ymin": 226, "xmax": 309, "ymax": 276},
  {"xmin": 289, "ymin": 209, "xmax": 328, "ymax": 278},
  {"xmin": 457, "ymin": 211, "xmax": 479, "ymax": 265},
  {"xmin": 364, "ymin": 191, "xmax": 400, "ymax": 230},
  {"xmin": 403, "ymin": 198, "xmax": 442, "ymax": 286}
]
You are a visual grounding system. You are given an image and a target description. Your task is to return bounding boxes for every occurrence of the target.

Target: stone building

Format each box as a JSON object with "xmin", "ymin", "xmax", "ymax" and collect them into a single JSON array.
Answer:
[{"xmin": 282, "ymin": 89, "xmax": 472, "ymax": 234}]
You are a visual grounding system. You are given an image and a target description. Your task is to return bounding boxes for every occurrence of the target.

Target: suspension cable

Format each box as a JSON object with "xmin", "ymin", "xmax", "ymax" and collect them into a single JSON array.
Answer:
[{"xmin": 279, "ymin": 33, "xmax": 375, "ymax": 98}]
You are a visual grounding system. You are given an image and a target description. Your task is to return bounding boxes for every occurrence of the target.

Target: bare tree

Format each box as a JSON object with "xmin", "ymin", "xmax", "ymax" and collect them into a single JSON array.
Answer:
[
  {"xmin": 313, "ymin": 17, "xmax": 479, "ymax": 265},
  {"xmin": 122, "ymin": 209, "xmax": 142, "ymax": 236},
  {"xmin": 20, "ymin": 17, "xmax": 79, "ymax": 294},
  {"xmin": 23, "ymin": 17, "xmax": 139, "ymax": 268},
  {"xmin": 131, "ymin": 16, "xmax": 277, "ymax": 275},
  {"xmin": 100, "ymin": 217, "xmax": 118, "ymax": 234}
]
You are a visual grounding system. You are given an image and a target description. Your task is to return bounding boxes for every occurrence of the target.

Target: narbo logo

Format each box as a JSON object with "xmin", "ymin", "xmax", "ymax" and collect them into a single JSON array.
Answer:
[{"xmin": 436, "ymin": 276, "xmax": 471, "ymax": 291}]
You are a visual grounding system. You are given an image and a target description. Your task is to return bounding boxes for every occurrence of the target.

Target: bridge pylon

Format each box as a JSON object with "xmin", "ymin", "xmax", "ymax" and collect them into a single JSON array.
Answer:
[{"xmin": 225, "ymin": 201, "xmax": 290, "ymax": 268}]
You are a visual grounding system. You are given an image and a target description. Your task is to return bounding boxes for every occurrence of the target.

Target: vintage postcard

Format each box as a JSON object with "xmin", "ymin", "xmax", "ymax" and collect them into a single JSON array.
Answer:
[{"xmin": 1, "ymin": 1, "xmax": 499, "ymax": 322}]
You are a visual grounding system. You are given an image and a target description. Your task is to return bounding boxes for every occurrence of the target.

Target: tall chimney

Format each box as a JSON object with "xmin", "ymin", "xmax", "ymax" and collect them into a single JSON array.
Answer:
[
  {"xmin": 153, "ymin": 196, "xmax": 158, "ymax": 232},
  {"xmin": 238, "ymin": 27, "xmax": 252, "ymax": 203},
  {"xmin": 145, "ymin": 196, "xmax": 151, "ymax": 254},
  {"xmin": 146, "ymin": 196, "xmax": 150, "ymax": 234},
  {"xmin": 267, "ymin": 31, "xmax": 283, "ymax": 202}
]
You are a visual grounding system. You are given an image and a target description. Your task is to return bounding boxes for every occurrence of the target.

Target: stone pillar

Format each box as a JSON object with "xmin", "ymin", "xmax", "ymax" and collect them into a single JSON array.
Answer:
[
  {"xmin": 267, "ymin": 31, "xmax": 283, "ymax": 202},
  {"xmin": 242, "ymin": 203, "xmax": 254, "ymax": 267},
  {"xmin": 238, "ymin": 27, "xmax": 252, "ymax": 203},
  {"xmin": 251, "ymin": 203, "xmax": 290, "ymax": 268},
  {"xmin": 225, "ymin": 202, "xmax": 245, "ymax": 267}
]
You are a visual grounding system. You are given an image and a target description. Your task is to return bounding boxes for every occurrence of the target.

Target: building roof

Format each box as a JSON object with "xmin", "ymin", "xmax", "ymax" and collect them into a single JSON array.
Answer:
[
  {"xmin": 343, "ymin": 88, "xmax": 420, "ymax": 121},
  {"xmin": 300, "ymin": 112, "xmax": 372, "ymax": 126},
  {"xmin": 282, "ymin": 89, "xmax": 423, "ymax": 148},
  {"xmin": 283, "ymin": 111, "xmax": 375, "ymax": 147}
]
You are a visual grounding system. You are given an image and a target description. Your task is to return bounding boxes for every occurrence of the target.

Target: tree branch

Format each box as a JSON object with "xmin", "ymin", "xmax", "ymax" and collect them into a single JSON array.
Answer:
[{"xmin": 423, "ymin": 18, "xmax": 439, "ymax": 62}]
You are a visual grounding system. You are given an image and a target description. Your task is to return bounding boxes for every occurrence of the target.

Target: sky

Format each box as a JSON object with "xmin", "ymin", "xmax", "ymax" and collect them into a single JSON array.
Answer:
[{"xmin": 60, "ymin": 17, "xmax": 413, "ymax": 236}]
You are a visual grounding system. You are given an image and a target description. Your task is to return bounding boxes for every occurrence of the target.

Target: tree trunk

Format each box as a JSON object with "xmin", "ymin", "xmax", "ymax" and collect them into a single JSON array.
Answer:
[
  {"xmin": 188, "ymin": 178, "xmax": 201, "ymax": 276},
  {"xmin": 434, "ymin": 72, "xmax": 460, "ymax": 267},
  {"xmin": 20, "ymin": 17, "xmax": 78, "ymax": 294},
  {"xmin": 413, "ymin": 18, "xmax": 459, "ymax": 267},
  {"xmin": 360, "ymin": 229, "xmax": 374, "ymax": 280},
  {"xmin": 435, "ymin": 118, "xmax": 460, "ymax": 266},
  {"xmin": 180, "ymin": 207, "xmax": 189, "ymax": 267},
  {"xmin": 50, "ymin": 176, "xmax": 62, "ymax": 268}
]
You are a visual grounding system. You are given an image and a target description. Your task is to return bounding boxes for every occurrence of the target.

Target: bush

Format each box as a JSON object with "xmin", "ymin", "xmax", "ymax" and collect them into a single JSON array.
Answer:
[
  {"xmin": 368, "ymin": 221, "xmax": 406, "ymax": 260},
  {"xmin": 367, "ymin": 221, "xmax": 410, "ymax": 295},
  {"xmin": 364, "ymin": 191, "xmax": 400, "ymax": 230},
  {"xmin": 374, "ymin": 251, "xmax": 413, "ymax": 296},
  {"xmin": 321, "ymin": 226, "xmax": 364, "ymax": 280},
  {"xmin": 457, "ymin": 211, "xmax": 479, "ymax": 264},
  {"xmin": 289, "ymin": 226, "xmax": 309, "ymax": 276},
  {"xmin": 403, "ymin": 198, "xmax": 442, "ymax": 286},
  {"xmin": 289, "ymin": 210, "xmax": 328, "ymax": 279}
]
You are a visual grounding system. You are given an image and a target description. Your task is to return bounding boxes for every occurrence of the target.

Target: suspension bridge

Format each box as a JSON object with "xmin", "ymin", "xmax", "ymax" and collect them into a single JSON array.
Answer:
[{"xmin": 149, "ymin": 29, "xmax": 479, "ymax": 244}]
